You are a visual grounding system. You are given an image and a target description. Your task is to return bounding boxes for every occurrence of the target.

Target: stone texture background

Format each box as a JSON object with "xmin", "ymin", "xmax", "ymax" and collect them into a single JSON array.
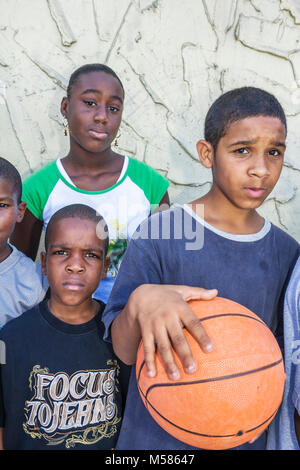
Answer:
[{"xmin": 0, "ymin": 0, "xmax": 299, "ymax": 241}]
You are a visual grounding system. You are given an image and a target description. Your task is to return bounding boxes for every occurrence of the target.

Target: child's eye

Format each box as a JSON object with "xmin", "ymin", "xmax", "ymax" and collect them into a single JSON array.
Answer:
[
  {"xmin": 234, "ymin": 148, "xmax": 248, "ymax": 155},
  {"xmin": 85, "ymin": 252, "xmax": 100, "ymax": 259},
  {"xmin": 84, "ymin": 100, "xmax": 96, "ymax": 107},
  {"xmin": 53, "ymin": 250, "xmax": 68, "ymax": 256},
  {"xmin": 269, "ymin": 149, "xmax": 281, "ymax": 157},
  {"xmin": 0, "ymin": 203, "xmax": 9, "ymax": 208},
  {"xmin": 108, "ymin": 105, "xmax": 120, "ymax": 113}
]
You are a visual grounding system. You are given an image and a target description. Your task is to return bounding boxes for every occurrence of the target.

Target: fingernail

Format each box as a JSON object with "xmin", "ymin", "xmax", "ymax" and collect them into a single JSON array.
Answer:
[
  {"xmin": 170, "ymin": 370, "xmax": 180, "ymax": 381},
  {"xmin": 147, "ymin": 369, "xmax": 155, "ymax": 378},
  {"xmin": 204, "ymin": 342, "xmax": 213, "ymax": 352},
  {"xmin": 186, "ymin": 361, "xmax": 197, "ymax": 373}
]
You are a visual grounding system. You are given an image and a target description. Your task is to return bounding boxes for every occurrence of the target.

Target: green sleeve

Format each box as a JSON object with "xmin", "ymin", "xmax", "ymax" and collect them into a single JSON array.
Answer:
[
  {"xmin": 22, "ymin": 161, "xmax": 60, "ymax": 221},
  {"xmin": 127, "ymin": 158, "xmax": 170, "ymax": 211}
]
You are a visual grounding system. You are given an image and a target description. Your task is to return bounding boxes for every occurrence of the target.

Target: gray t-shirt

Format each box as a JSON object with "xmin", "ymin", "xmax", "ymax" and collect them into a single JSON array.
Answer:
[
  {"xmin": 102, "ymin": 205, "xmax": 299, "ymax": 450},
  {"xmin": 0, "ymin": 245, "xmax": 48, "ymax": 327}
]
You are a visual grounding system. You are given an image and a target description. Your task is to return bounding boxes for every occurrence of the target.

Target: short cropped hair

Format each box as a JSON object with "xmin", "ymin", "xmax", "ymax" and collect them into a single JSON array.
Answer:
[
  {"xmin": 45, "ymin": 204, "xmax": 109, "ymax": 255},
  {"xmin": 0, "ymin": 157, "xmax": 22, "ymax": 204},
  {"xmin": 204, "ymin": 87, "xmax": 287, "ymax": 151},
  {"xmin": 67, "ymin": 63, "xmax": 124, "ymax": 99}
]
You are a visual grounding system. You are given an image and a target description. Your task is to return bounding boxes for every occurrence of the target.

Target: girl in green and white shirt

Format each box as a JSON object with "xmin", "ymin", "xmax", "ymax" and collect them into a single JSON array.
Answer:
[{"xmin": 11, "ymin": 63, "xmax": 169, "ymax": 302}]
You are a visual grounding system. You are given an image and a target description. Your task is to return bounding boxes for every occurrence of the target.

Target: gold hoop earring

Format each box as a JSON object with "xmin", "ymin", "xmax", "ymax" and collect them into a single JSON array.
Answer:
[
  {"xmin": 114, "ymin": 134, "xmax": 121, "ymax": 147},
  {"xmin": 63, "ymin": 118, "xmax": 68, "ymax": 136}
]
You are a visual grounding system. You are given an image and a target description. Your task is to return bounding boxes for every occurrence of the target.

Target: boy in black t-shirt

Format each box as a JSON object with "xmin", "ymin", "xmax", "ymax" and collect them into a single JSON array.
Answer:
[{"xmin": 0, "ymin": 204, "xmax": 129, "ymax": 450}]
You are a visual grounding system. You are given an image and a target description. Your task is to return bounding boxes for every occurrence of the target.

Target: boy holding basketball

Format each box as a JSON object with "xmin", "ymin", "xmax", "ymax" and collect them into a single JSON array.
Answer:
[{"xmin": 102, "ymin": 87, "xmax": 299, "ymax": 450}]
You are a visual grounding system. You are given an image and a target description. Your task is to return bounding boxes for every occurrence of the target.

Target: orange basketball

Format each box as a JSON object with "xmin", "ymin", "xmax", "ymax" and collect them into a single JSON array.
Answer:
[{"xmin": 136, "ymin": 297, "xmax": 285, "ymax": 450}]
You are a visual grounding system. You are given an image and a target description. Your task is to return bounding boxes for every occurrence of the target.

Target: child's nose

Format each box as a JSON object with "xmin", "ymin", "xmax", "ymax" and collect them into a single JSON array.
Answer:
[
  {"xmin": 94, "ymin": 104, "xmax": 108, "ymax": 123},
  {"xmin": 65, "ymin": 255, "xmax": 85, "ymax": 273},
  {"xmin": 249, "ymin": 153, "xmax": 271, "ymax": 178}
]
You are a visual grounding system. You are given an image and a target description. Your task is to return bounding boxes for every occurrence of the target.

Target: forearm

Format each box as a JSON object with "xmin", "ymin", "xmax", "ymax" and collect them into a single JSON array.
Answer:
[{"xmin": 111, "ymin": 287, "xmax": 143, "ymax": 365}]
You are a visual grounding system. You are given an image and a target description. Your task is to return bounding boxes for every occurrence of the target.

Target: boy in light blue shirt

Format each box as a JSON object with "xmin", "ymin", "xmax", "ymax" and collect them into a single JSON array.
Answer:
[
  {"xmin": 267, "ymin": 257, "xmax": 300, "ymax": 449},
  {"xmin": 0, "ymin": 157, "xmax": 48, "ymax": 327}
]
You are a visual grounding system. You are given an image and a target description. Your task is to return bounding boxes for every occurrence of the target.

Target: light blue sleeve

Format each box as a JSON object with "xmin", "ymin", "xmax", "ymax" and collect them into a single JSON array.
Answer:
[
  {"xmin": 291, "ymin": 259, "xmax": 300, "ymax": 413},
  {"xmin": 267, "ymin": 256, "xmax": 300, "ymax": 450}
]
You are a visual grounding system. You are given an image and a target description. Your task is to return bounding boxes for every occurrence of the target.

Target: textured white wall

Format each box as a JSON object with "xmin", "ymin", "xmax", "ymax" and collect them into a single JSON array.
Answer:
[{"xmin": 0, "ymin": 0, "xmax": 299, "ymax": 241}]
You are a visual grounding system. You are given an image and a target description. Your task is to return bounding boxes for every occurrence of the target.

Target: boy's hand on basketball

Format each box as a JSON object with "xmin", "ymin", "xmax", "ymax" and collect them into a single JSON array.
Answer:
[{"xmin": 130, "ymin": 284, "xmax": 217, "ymax": 381}]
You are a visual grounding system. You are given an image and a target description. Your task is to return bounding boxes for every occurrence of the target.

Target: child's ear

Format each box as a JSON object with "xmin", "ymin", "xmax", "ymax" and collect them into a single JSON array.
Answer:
[
  {"xmin": 101, "ymin": 257, "xmax": 110, "ymax": 280},
  {"xmin": 60, "ymin": 96, "xmax": 68, "ymax": 118},
  {"xmin": 40, "ymin": 251, "xmax": 47, "ymax": 275},
  {"xmin": 196, "ymin": 140, "xmax": 214, "ymax": 169},
  {"xmin": 16, "ymin": 201, "xmax": 27, "ymax": 223}
]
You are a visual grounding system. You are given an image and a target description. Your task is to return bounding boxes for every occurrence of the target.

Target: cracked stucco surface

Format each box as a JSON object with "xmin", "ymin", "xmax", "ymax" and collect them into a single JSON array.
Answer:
[{"xmin": 0, "ymin": 0, "xmax": 299, "ymax": 241}]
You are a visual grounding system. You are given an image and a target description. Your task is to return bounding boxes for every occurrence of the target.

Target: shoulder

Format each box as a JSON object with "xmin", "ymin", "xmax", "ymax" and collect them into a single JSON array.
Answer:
[
  {"xmin": 0, "ymin": 304, "xmax": 40, "ymax": 341},
  {"xmin": 269, "ymin": 224, "xmax": 300, "ymax": 257},
  {"xmin": 22, "ymin": 161, "xmax": 61, "ymax": 219},
  {"xmin": 7, "ymin": 245, "xmax": 43, "ymax": 276},
  {"xmin": 23, "ymin": 160, "xmax": 59, "ymax": 187},
  {"xmin": 266, "ymin": 225, "xmax": 300, "ymax": 293},
  {"xmin": 2, "ymin": 245, "xmax": 48, "ymax": 293},
  {"xmin": 127, "ymin": 156, "xmax": 168, "ymax": 183},
  {"xmin": 22, "ymin": 160, "xmax": 60, "ymax": 201},
  {"xmin": 131, "ymin": 205, "xmax": 186, "ymax": 246},
  {"xmin": 126, "ymin": 157, "xmax": 169, "ymax": 198},
  {"xmin": 127, "ymin": 157, "xmax": 159, "ymax": 175},
  {"xmin": 270, "ymin": 223, "xmax": 299, "ymax": 244}
]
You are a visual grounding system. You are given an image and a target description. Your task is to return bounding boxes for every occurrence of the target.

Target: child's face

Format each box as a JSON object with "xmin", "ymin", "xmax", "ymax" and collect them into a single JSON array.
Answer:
[
  {"xmin": 0, "ymin": 177, "xmax": 26, "ymax": 260},
  {"xmin": 61, "ymin": 71, "xmax": 124, "ymax": 154},
  {"xmin": 200, "ymin": 115, "xmax": 286, "ymax": 211},
  {"xmin": 41, "ymin": 217, "xmax": 107, "ymax": 308}
]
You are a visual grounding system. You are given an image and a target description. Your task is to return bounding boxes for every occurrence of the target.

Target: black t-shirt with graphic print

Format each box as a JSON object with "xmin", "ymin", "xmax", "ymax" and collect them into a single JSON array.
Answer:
[{"xmin": 0, "ymin": 300, "xmax": 130, "ymax": 450}]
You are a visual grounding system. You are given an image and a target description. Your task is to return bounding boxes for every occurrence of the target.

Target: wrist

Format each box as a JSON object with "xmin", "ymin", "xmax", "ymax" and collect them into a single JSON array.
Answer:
[{"xmin": 127, "ymin": 284, "xmax": 153, "ymax": 321}]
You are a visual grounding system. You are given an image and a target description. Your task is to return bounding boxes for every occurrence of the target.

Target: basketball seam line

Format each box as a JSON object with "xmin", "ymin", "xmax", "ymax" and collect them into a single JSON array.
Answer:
[
  {"xmin": 142, "ymin": 358, "xmax": 283, "ymax": 396},
  {"xmin": 197, "ymin": 313, "xmax": 266, "ymax": 325},
  {"xmin": 136, "ymin": 358, "xmax": 283, "ymax": 439},
  {"xmin": 137, "ymin": 382, "xmax": 279, "ymax": 439}
]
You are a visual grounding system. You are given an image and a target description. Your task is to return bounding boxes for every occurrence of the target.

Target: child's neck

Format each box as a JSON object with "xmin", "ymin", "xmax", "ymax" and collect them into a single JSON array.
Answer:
[
  {"xmin": 63, "ymin": 145, "xmax": 121, "ymax": 171},
  {"xmin": 47, "ymin": 297, "xmax": 99, "ymax": 325},
  {"xmin": 189, "ymin": 191, "xmax": 265, "ymax": 235},
  {"xmin": 61, "ymin": 146, "xmax": 124, "ymax": 191},
  {"xmin": 0, "ymin": 243, "xmax": 12, "ymax": 264}
]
